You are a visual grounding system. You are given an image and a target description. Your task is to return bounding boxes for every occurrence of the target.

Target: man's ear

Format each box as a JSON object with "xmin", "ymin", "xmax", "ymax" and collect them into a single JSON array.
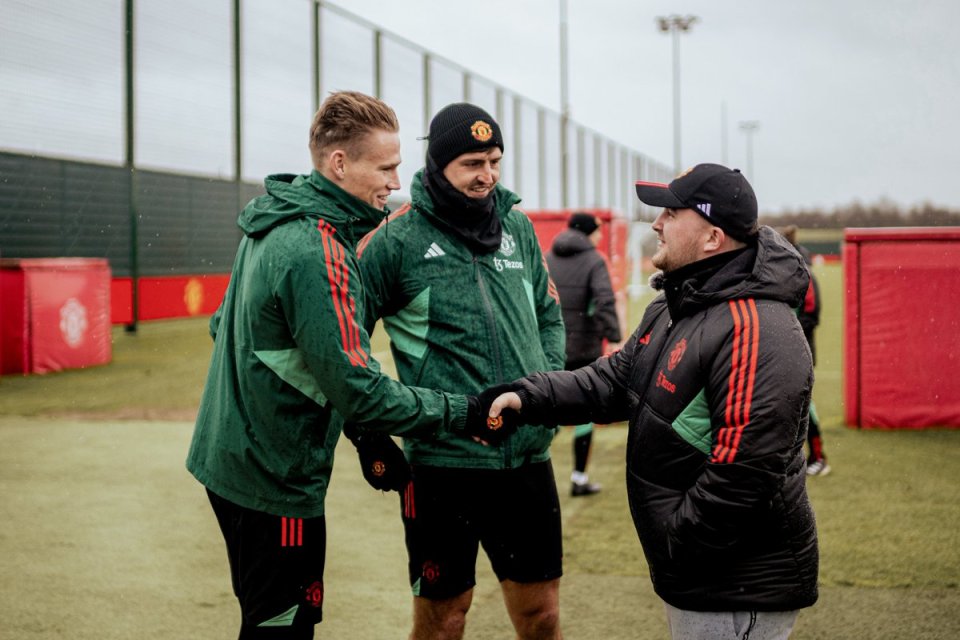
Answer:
[
  {"xmin": 326, "ymin": 149, "xmax": 347, "ymax": 180},
  {"xmin": 703, "ymin": 225, "xmax": 725, "ymax": 253}
]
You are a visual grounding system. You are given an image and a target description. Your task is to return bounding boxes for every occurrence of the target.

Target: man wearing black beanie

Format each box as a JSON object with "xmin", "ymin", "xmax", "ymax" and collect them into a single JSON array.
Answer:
[{"xmin": 355, "ymin": 102, "xmax": 566, "ymax": 639}]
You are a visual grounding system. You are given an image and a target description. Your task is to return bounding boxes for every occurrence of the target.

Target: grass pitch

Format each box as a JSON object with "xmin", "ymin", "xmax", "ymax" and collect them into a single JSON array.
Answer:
[{"xmin": 1, "ymin": 263, "xmax": 958, "ymax": 639}]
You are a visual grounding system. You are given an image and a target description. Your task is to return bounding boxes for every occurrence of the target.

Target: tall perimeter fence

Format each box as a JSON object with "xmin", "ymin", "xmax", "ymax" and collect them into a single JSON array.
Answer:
[{"xmin": 0, "ymin": 0, "xmax": 670, "ymax": 325}]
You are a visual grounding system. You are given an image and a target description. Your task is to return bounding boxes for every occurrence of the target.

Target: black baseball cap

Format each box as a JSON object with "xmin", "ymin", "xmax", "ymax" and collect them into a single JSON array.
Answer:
[{"xmin": 635, "ymin": 163, "xmax": 758, "ymax": 241}]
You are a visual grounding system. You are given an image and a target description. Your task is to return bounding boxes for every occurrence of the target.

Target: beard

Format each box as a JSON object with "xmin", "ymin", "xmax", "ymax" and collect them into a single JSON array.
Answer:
[{"xmin": 651, "ymin": 237, "xmax": 699, "ymax": 273}]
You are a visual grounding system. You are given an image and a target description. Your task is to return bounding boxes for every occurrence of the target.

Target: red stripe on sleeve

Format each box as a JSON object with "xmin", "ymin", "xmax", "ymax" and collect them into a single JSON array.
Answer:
[
  {"xmin": 728, "ymin": 300, "xmax": 760, "ymax": 457},
  {"xmin": 281, "ymin": 517, "xmax": 288, "ymax": 547},
  {"xmin": 540, "ymin": 255, "xmax": 561, "ymax": 304},
  {"xmin": 713, "ymin": 299, "xmax": 759, "ymax": 463},
  {"xmin": 356, "ymin": 204, "xmax": 411, "ymax": 258},
  {"xmin": 715, "ymin": 300, "xmax": 743, "ymax": 461},
  {"xmin": 803, "ymin": 281, "xmax": 816, "ymax": 313},
  {"xmin": 318, "ymin": 226, "xmax": 369, "ymax": 368}
]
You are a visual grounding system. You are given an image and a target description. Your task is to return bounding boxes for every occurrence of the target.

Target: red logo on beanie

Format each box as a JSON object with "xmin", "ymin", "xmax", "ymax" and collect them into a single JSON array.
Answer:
[
  {"xmin": 372, "ymin": 460, "xmax": 386, "ymax": 477},
  {"xmin": 471, "ymin": 120, "xmax": 493, "ymax": 142}
]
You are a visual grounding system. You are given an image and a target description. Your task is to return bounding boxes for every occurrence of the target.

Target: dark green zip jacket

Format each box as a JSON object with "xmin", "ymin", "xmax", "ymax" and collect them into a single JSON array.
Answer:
[
  {"xmin": 186, "ymin": 171, "xmax": 467, "ymax": 518},
  {"xmin": 356, "ymin": 172, "xmax": 565, "ymax": 468}
]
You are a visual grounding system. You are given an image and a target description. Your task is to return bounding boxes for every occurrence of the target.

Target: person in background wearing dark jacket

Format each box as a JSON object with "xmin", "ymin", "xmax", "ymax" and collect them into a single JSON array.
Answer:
[
  {"xmin": 546, "ymin": 212, "xmax": 622, "ymax": 496},
  {"xmin": 186, "ymin": 92, "xmax": 508, "ymax": 640},
  {"xmin": 355, "ymin": 103, "xmax": 566, "ymax": 640},
  {"xmin": 778, "ymin": 225, "xmax": 830, "ymax": 476},
  {"xmin": 488, "ymin": 164, "xmax": 819, "ymax": 640}
]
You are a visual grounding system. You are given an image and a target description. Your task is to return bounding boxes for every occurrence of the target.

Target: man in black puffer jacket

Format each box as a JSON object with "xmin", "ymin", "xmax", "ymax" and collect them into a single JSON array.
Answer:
[
  {"xmin": 487, "ymin": 164, "xmax": 818, "ymax": 640},
  {"xmin": 547, "ymin": 212, "xmax": 622, "ymax": 496}
]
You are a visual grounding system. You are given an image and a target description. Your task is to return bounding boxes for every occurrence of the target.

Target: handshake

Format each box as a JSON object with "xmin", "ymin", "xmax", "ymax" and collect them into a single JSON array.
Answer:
[
  {"xmin": 345, "ymin": 383, "xmax": 526, "ymax": 492},
  {"xmin": 463, "ymin": 382, "xmax": 526, "ymax": 446}
]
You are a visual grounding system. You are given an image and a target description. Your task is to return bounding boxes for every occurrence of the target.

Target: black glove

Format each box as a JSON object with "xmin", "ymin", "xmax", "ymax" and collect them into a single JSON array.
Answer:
[
  {"xmin": 343, "ymin": 425, "xmax": 410, "ymax": 492},
  {"xmin": 464, "ymin": 383, "xmax": 523, "ymax": 445}
]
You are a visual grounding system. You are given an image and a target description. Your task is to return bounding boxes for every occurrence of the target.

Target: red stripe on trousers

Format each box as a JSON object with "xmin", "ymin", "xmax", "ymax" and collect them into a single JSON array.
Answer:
[{"xmin": 404, "ymin": 481, "xmax": 415, "ymax": 519}]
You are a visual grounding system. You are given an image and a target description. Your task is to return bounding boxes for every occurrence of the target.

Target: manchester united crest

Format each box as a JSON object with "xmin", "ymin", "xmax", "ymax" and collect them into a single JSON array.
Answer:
[
  {"xmin": 668, "ymin": 338, "xmax": 687, "ymax": 371},
  {"xmin": 305, "ymin": 581, "xmax": 324, "ymax": 608},
  {"xmin": 499, "ymin": 233, "xmax": 516, "ymax": 256},
  {"xmin": 471, "ymin": 120, "xmax": 493, "ymax": 142},
  {"xmin": 422, "ymin": 560, "xmax": 441, "ymax": 584}
]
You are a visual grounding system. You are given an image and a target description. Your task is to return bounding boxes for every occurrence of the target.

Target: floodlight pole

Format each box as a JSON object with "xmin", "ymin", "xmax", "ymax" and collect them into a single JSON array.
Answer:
[
  {"xmin": 739, "ymin": 120, "xmax": 760, "ymax": 180},
  {"xmin": 656, "ymin": 14, "xmax": 698, "ymax": 175},
  {"xmin": 559, "ymin": 0, "xmax": 570, "ymax": 208}
]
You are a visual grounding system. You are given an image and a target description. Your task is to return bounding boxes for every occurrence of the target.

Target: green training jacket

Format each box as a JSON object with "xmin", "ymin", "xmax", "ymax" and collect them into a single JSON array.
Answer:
[
  {"xmin": 186, "ymin": 171, "xmax": 468, "ymax": 518},
  {"xmin": 356, "ymin": 171, "xmax": 566, "ymax": 469}
]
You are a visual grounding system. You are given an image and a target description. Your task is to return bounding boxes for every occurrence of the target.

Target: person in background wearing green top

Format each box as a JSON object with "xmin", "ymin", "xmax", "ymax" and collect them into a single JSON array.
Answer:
[
  {"xmin": 186, "ymin": 92, "xmax": 511, "ymax": 640},
  {"xmin": 355, "ymin": 102, "xmax": 566, "ymax": 640}
]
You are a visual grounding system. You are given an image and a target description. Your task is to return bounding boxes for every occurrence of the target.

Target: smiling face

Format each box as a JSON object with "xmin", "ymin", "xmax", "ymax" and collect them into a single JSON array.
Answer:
[
  {"xmin": 650, "ymin": 207, "xmax": 716, "ymax": 272},
  {"xmin": 441, "ymin": 147, "xmax": 502, "ymax": 199},
  {"xmin": 338, "ymin": 129, "xmax": 402, "ymax": 209}
]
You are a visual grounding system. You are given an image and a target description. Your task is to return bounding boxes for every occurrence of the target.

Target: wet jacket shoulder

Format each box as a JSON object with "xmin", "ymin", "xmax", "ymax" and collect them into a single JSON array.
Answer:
[
  {"xmin": 187, "ymin": 171, "xmax": 467, "ymax": 518},
  {"xmin": 356, "ymin": 171, "xmax": 565, "ymax": 469},
  {"xmin": 546, "ymin": 228, "xmax": 622, "ymax": 364},
  {"xmin": 514, "ymin": 227, "xmax": 818, "ymax": 611}
]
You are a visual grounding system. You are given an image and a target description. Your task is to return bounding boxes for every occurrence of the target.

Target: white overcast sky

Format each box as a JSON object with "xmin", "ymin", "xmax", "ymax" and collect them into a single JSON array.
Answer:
[{"xmin": 333, "ymin": 0, "xmax": 960, "ymax": 214}]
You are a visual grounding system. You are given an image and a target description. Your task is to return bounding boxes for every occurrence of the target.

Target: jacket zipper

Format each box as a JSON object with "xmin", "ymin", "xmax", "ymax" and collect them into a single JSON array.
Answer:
[{"xmin": 474, "ymin": 257, "xmax": 512, "ymax": 467}]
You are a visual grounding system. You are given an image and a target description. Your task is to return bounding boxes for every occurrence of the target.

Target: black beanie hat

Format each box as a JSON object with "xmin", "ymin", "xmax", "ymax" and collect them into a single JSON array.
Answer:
[
  {"xmin": 634, "ymin": 163, "xmax": 759, "ymax": 242},
  {"xmin": 568, "ymin": 212, "xmax": 599, "ymax": 235},
  {"xmin": 426, "ymin": 103, "xmax": 504, "ymax": 170}
]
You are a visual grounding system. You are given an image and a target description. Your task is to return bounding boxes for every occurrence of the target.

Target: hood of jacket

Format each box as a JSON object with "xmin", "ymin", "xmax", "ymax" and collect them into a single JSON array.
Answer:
[
  {"xmin": 239, "ymin": 170, "xmax": 388, "ymax": 241},
  {"xmin": 653, "ymin": 226, "xmax": 809, "ymax": 320},
  {"xmin": 550, "ymin": 228, "xmax": 594, "ymax": 257},
  {"xmin": 409, "ymin": 169, "xmax": 521, "ymax": 223}
]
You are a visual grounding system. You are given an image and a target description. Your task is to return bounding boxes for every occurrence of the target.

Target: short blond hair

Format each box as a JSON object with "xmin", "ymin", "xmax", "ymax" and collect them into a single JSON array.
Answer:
[{"xmin": 309, "ymin": 91, "xmax": 399, "ymax": 166}]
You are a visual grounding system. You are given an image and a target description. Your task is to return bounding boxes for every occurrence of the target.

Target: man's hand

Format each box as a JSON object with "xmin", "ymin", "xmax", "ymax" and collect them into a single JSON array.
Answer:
[
  {"xmin": 488, "ymin": 391, "xmax": 522, "ymax": 419},
  {"xmin": 465, "ymin": 383, "xmax": 523, "ymax": 445},
  {"xmin": 343, "ymin": 425, "xmax": 410, "ymax": 492}
]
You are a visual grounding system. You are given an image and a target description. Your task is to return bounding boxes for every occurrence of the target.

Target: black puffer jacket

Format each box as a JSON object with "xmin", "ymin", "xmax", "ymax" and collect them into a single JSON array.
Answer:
[
  {"xmin": 515, "ymin": 227, "xmax": 818, "ymax": 611},
  {"xmin": 546, "ymin": 229, "xmax": 622, "ymax": 365}
]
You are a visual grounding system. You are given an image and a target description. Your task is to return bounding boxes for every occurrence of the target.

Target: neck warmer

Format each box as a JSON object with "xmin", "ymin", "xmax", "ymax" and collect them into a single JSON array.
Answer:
[
  {"xmin": 421, "ymin": 155, "xmax": 502, "ymax": 254},
  {"xmin": 656, "ymin": 246, "xmax": 752, "ymax": 320}
]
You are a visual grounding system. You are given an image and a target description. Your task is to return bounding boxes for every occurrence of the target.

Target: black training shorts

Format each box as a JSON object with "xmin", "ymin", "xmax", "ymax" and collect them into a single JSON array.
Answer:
[
  {"xmin": 400, "ymin": 460, "xmax": 563, "ymax": 600},
  {"xmin": 207, "ymin": 490, "xmax": 326, "ymax": 633}
]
